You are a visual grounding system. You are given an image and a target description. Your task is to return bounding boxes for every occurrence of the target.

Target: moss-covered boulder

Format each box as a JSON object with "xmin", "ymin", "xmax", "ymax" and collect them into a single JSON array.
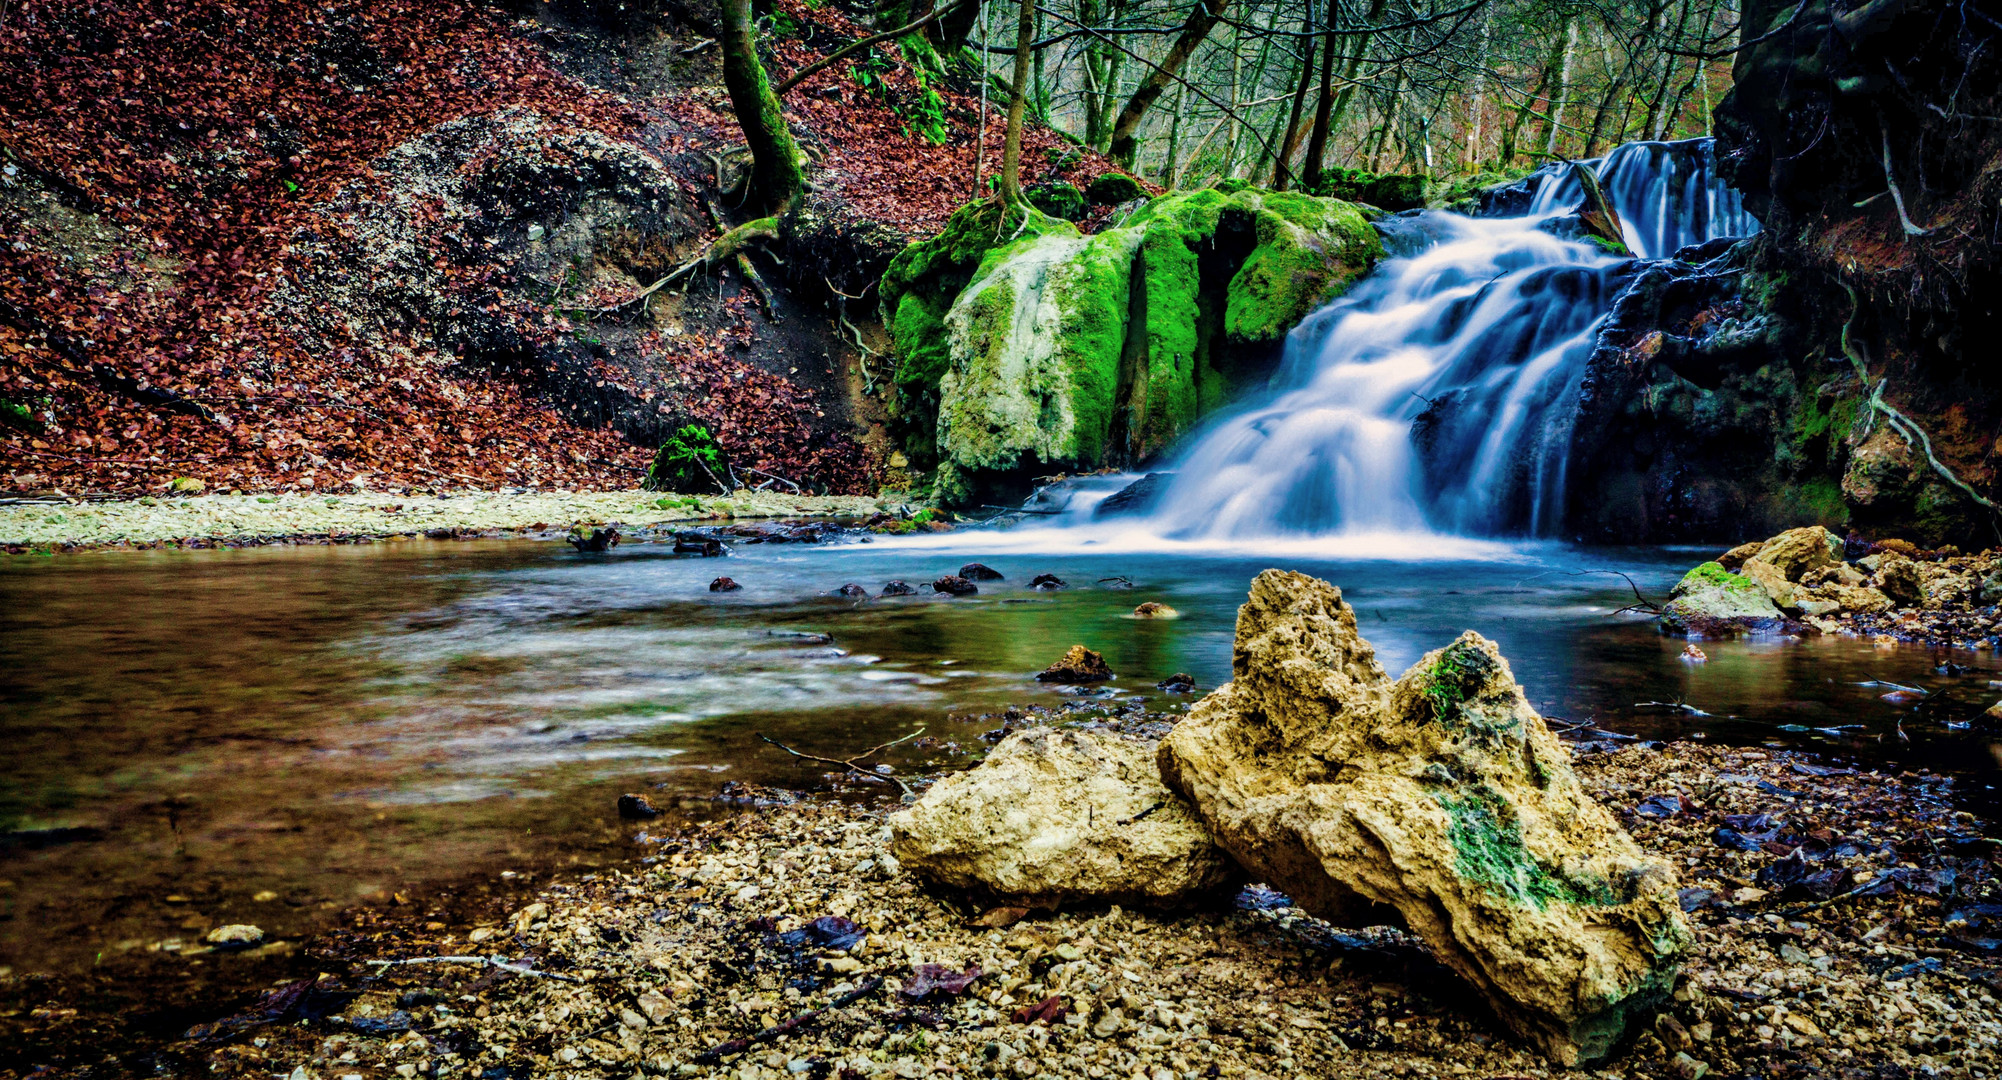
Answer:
[
  {"xmin": 1158, "ymin": 571, "xmax": 1690, "ymax": 1065},
  {"xmin": 1085, "ymin": 171, "xmax": 1145, "ymax": 205},
  {"xmin": 1659, "ymin": 560, "xmax": 1787, "ymax": 635},
  {"xmin": 1026, "ymin": 182, "xmax": 1087, "ymax": 221},
  {"xmin": 892, "ymin": 189, "xmax": 1380, "ymax": 505}
]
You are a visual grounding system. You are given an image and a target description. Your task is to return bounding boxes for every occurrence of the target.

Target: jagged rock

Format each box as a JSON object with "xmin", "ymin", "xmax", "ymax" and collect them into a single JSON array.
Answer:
[
  {"xmin": 881, "ymin": 580, "xmax": 918, "ymax": 596},
  {"xmin": 1030, "ymin": 573, "xmax": 1067, "ymax": 590},
  {"xmin": 1094, "ymin": 471, "xmax": 1174, "ymax": 518},
  {"xmin": 1738, "ymin": 557, "xmax": 1797, "ymax": 610},
  {"xmin": 959, "ymin": 562, "xmax": 1005, "ymax": 581},
  {"xmin": 1660, "ymin": 561, "xmax": 1784, "ymax": 633},
  {"xmin": 889, "ymin": 728, "xmax": 1235, "ymax": 906},
  {"xmin": 1837, "ymin": 585, "xmax": 1893, "ymax": 614},
  {"xmin": 1748, "ymin": 526, "xmax": 1843, "ymax": 581},
  {"xmin": 1717, "ymin": 541, "xmax": 1766, "ymax": 570},
  {"xmin": 1876, "ymin": 556, "xmax": 1923, "ymax": 606},
  {"xmin": 1159, "ymin": 570, "xmax": 1690, "ymax": 1065},
  {"xmin": 932, "ymin": 575, "xmax": 977, "ymax": 596},
  {"xmin": 1036, "ymin": 645, "xmax": 1113, "ymax": 683}
]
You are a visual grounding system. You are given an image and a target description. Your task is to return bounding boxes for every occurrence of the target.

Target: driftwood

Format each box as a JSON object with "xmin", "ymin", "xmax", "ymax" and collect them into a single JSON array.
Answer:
[{"xmin": 757, "ymin": 728, "xmax": 923, "ymax": 796}]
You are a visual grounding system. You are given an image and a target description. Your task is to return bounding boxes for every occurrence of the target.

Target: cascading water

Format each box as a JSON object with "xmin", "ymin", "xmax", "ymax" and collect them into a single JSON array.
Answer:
[{"xmin": 1139, "ymin": 138, "xmax": 1757, "ymax": 542}]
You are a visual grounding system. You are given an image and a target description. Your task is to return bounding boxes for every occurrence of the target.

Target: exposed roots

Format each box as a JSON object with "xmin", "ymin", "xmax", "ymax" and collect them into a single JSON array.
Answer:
[{"xmin": 599, "ymin": 217, "xmax": 779, "ymax": 312}]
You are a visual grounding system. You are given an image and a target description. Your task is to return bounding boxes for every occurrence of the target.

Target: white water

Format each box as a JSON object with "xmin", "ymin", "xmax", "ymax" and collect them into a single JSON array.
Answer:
[{"xmin": 1118, "ymin": 137, "xmax": 1758, "ymax": 544}]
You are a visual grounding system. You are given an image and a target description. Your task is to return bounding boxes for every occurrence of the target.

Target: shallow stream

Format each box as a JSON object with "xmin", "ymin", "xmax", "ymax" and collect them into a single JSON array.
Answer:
[{"xmin": 4, "ymin": 531, "xmax": 2001, "ymax": 975}]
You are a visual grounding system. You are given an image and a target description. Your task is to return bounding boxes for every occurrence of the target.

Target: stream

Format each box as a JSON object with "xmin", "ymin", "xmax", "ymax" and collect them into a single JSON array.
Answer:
[{"xmin": 4, "ymin": 533, "xmax": 2001, "ymax": 976}]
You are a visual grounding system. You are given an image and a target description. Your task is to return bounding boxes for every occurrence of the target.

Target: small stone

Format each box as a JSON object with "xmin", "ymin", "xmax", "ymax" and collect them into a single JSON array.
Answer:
[
  {"xmin": 467, "ymin": 927, "xmax": 496, "ymax": 943},
  {"xmin": 205, "ymin": 924, "xmax": 264, "ymax": 947},
  {"xmin": 1670, "ymin": 1051, "xmax": 1709, "ymax": 1079},
  {"xmin": 1156, "ymin": 673, "xmax": 1196, "ymax": 692},
  {"xmin": 618, "ymin": 793, "xmax": 662, "ymax": 819},
  {"xmin": 709, "ymin": 576, "xmax": 741, "ymax": 592},
  {"xmin": 1035, "ymin": 645, "xmax": 1113, "ymax": 683},
  {"xmin": 252, "ymin": 890, "xmax": 278, "ymax": 902},
  {"xmin": 1131, "ymin": 602, "xmax": 1178, "ymax": 619}
]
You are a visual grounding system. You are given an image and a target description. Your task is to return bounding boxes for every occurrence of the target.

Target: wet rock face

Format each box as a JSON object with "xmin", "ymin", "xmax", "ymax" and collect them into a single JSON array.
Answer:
[
  {"xmin": 1660, "ymin": 560, "xmax": 1784, "ymax": 634},
  {"xmin": 889, "ymin": 728, "xmax": 1236, "ymax": 907},
  {"xmin": 1035, "ymin": 645, "xmax": 1113, "ymax": 683},
  {"xmin": 1158, "ymin": 570, "xmax": 1690, "ymax": 1065}
]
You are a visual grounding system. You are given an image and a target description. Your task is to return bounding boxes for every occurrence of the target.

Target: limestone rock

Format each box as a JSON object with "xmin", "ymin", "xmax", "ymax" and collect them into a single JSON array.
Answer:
[
  {"xmin": 890, "ymin": 728, "xmax": 1235, "ymax": 906},
  {"xmin": 1036, "ymin": 645, "xmax": 1113, "ymax": 683},
  {"xmin": 206, "ymin": 924, "xmax": 265, "ymax": 947},
  {"xmin": 1750, "ymin": 526, "xmax": 1844, "ymax": 581},
  {"xmin": 1738, "ymin": 557, "xmax": 1797, "ymax": 610},
  {"xmin": 1836, "ymin": 585, "xmax": 1893, "ymax": 614},
  {"xmin": 1159, "ymin": 570, "xmax": 1689, "ymax": 1065},
  {"xmin": 1875, "ymin": 556, "xmax": 1923, "ymax": 606},
  {"xmin": 1660, "ymin": 561, "xmax": 1783, "ymax": 634},
  {"xmin": 1717, "ymin": 541, "xmax": 1766, "ymax": 570}
]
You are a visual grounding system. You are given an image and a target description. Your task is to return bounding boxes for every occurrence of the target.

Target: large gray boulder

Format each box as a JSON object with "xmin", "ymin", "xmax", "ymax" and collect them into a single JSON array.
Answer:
[
  {"xmin": 1158, "ymin": 570, "xmax": 1690, "ymax": 1065},
  {"xmin": 889, "ymin": 728, "xmax": 1236, "ymax": 906}
]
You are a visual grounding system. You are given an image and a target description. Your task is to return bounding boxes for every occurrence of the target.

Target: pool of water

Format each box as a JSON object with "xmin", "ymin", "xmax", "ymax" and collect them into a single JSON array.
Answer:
[{"xmin": 4, "ymin": 529, "xmax": 2000, "ymax": 973}]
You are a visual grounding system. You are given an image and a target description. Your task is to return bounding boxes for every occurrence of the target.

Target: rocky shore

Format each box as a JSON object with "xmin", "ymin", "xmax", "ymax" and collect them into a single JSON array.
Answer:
[
  {"xmin": 0, "ymin": 490, "xmax": 917, "ymax": 552},
  {"xmin": 1662, "ymin": 525, "xmax": 2002, "ymax": 649},
  {"xmin": 106, "ymin": 739, "xmax": 1997, "ymax": 1080}
]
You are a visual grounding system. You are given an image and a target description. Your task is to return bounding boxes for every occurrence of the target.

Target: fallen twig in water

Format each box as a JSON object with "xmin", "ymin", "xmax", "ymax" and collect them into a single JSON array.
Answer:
[
  {"xmin": 363, "ymin": 955, "xmax": 584, "ymax": 983},
  {"xmin": 694, "ymin": 976, "xmax": 884, "ymax": 1064},
  {"xmin": 758, "ymin": 729, "xmax": 924, "ymax": 796},
  {"xmin": 1635, "ymin": 701, "xmax": 1711, "ymax": 716}
]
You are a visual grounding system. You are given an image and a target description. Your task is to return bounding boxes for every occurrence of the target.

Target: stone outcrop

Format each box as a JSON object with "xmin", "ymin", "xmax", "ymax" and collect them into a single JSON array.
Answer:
[
  {"xmin": 1158, "ymin": 570, "xmax": 1690, "ymax": 1065},
  {"xmin": 889, "ymin": 728, "xmax": 1236, "ymax": 906},
  {"xmin": 882, "ymin": 192, "xmax": 1380, "ymax": 505},
  {"xmin": 1035, "ymin": 645, "xmax": 1113, "ymax": 683}
]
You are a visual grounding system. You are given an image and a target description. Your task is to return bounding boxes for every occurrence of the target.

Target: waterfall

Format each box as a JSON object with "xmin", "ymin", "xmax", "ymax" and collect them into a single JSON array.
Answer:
[{"xmin": 1137, "ymin": 138, "xmax": 1757, "ymax": 542}]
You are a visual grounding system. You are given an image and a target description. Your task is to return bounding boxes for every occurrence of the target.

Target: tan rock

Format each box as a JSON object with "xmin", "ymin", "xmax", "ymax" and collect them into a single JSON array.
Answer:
[
  {"xmin": 1751, "ymin": 526, "xmax": 1844, "ymax": 582},
  {"xmin": 1158, "ymin": 570, "xmax": 1689, "ymax": 1065},
  {"xmin": 1036, "ymin": 644, "xmax": 1114, "ymax": 682},
  {"xmin": 889, "ymin": 728, "xmax": 1235, "ymax": 906},
  {"xmin": 1739, "ymin": 557, "xmax": 1798, "ymax": 610},
  {"xmin": 1799, "ymin": 563, "xmax": 1865, "ymax": 589},
  {"xmin": 1717, "ymin": 541, "xmax": 1766, "ymax": 570},
  {"xmin": 1874, "ymin": 556, "xmax": 1923, "ymax": 606}
]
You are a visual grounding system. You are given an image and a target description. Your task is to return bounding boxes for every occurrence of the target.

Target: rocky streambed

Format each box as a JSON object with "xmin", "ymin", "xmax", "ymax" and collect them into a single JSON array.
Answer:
[{"xmin": 27, "ymin": 571, "xmax": 2000, "ymax": 1079}]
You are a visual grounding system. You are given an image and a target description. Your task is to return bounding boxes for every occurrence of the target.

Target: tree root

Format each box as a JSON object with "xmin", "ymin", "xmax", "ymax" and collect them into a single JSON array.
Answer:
[
  {"xmin": 1878, "ymin": 120, "xmax": 1933, "ymax": 238},
  {"xmin": 1836, "ymin": 283, "xmax": 2000, "ymax": 537},
  {"xmin": 735, "ymin": 252, "xmax": 777, "ymax": 321},
  {"xmin": 598, "ymin": 217, "xmax": 778, "ymax": 312}
]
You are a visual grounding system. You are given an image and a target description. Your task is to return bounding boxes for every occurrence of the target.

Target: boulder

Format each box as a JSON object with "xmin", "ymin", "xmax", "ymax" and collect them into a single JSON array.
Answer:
[
  {"xmin": 1749, "ymin": 526, "xmax": 1843, "ymax": 581},
  {"xmin": 881, "ymin": 580, "xmax": 918, "ymax": 596},
  {"xmin": 1159, "ymin": 570, "xmax": 1689, "ymax": 1065},
  {"xmin": 1836, "ymin": 585, "xmax": 1893, "ymax": 614},
  {"xmin": 1036, "ymin": 645, "xmax": 1113, "ymax": 683},
  {"xmin": 1738, "ymin": 557, "xmax": 1797, "ymax": 610},
  {"xmin": 1659, "ymin": 561, "xmax": 1783, "ymax": 633},
  {"xmin": 1875, "ymin": 556, "xmax": 1923, "ymax": 606},
  {"xmin": 708, "ymin": 576, "xmax": 741, "ymax": 592},
  {"xmin": 889, "ymin": 728, "xmax": 1236, "ymax": 906},
  {"xmin": 1716, "ymin": 540, "xmax": 1766, "ymax": 569},
  {"xmin": 932, "ymin": 575, "xmax": 978, "ymax": 596},
  {"xmin": 959, "ymin": 562, "xmax": 1005, "ymax": 581}
]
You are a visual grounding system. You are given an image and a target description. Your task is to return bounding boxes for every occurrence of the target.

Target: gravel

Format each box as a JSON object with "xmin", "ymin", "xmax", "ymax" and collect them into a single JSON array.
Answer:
[
  {"xmin": 157, "ymin": 740, "xmax": 2001, "ymax": 1080},
  {"xmin": 0, "ymin": 489, "xmax": 906, "ymax": 550}
]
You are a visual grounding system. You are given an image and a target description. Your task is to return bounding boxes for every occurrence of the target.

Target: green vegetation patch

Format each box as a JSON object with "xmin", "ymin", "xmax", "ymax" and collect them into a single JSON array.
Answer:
[
  {"xmin": 1438, "ymin": 786, "xmax": 1615, "ymax": 909},
  {"xmin": 643, "ymin": 424, "xmax": 728, "ymax": 493}
]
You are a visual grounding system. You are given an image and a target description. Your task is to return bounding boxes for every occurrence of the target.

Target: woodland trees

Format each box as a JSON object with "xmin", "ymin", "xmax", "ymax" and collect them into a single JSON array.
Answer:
[{"xmin": 723, "ymin": 0, "xmax": 1744, "ymax": 203}]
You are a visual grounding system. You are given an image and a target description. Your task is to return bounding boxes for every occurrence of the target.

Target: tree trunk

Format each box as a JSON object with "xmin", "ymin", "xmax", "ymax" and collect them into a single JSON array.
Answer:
[
  {"xmin": 1502, "ymin": 24, "xmax": 1568, "ymax": 167},
  {"xmin": 1107, "ymin": 0, "xmax": 1231, "ymax": 168},
  {"xmin": 1463, "ymin": 3, "xmax": 1493, "ymax": 170},
  {"xmin": 1368, "ymin": 67, "xmax": 1404, "ymax": 173},
  {"xmin": 1081, "ymin": 0, "xmax": 1109, "ymax": 147},
  {"xmin": 721, "ymin": 0, "xmax": 803, "ymax": 213},
  {"xmin": 1540, "ymin": 16, "xmax": 1579, "ymax": 159},
  {"xmin": 1272, "ymin": 24, "xmax": 1319, "ymax": 189},
  {"xmin": 1324, "ymin": 0, "xmax": 1388, "ymax": 161},
  {"xmin": 1225, "ymin": 5, "xmax": 1281, "ymax": 178},
  {"xmin": 1162, "ymin": 83, "xmax": 1188, "ymax": 184},
  {"xmin": 1300, "ymin": 0, "xmax": 1340, "ymax": 193},
  {"xmin": 1000, "ymin": 0, "xmax": 1036, "ymax": 205}
]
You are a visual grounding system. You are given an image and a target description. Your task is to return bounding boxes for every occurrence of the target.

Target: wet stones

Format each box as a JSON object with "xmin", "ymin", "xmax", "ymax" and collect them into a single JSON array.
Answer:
[
  {"xmin": 881, "ymin": 580, "xmax": 918, "ymax": 596},
  {"xmin": 889, "ymin": 728, "xmax": 1237, "ymax": 906},
  {"xmin": 1159, "ymin": 570, "xmax": 1690, "ymax": 1065},
  {"xmin": 674, "ymin": 536, "xmax": 725, "ymax": 556},
  {"xmin": 618, "ymin": 793, "xmax": 662, "ymax": 819},
  {"xmin": 709, "ymin": 577, "xmax": 741, "ymax": 592},
  {"xmin": 959, "ymin": 562, "xmax": 1005, "ymax": 581},
  {"xmin": 835, "ymin": 583, "xmax": 869, "ymax": 599},
  {"xmin": 566, "ymin": 525, "xmax": 619, "ymax": 552},
  {"xmin": 1036, "ymin": 645, "xmax": 1113, "ymax": 683},
  {"xmin": 1157, "ymin": 673, "xmax": 1196, "ymax": 692},
  {"xmin": 1030, "ymin": 573, "xmax": 1067, "ymax": 590},
  {"xmin": 932, "ymin": 575, "xmax": 978, "ymax": 596}
]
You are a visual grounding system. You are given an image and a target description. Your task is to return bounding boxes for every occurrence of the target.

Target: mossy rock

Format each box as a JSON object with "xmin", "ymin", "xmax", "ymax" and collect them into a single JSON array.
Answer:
[
  {"xmin": 1085, "ymin": 172, "xmax": 1145, "ymax": 205},
  {"xmin": 915, "ymin": 188, "xmax": 1382, "ymax": 503},
  {"xmin": 1307, "ymin": 167, "xmax": 1427, "ymax": 211},
  {"xmin": 1027, "ymin": 182, "xmax": 1088, "ymax": 221}
]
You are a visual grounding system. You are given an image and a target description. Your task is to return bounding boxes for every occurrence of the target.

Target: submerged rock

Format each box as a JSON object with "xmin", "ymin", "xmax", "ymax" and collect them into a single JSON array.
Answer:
[
  {"xmin": 1036, "ymin": 645, "xmax": 1113, "ymax": 683},
  {"xmin": 1132, "ymin": 601, "xmax": 1178, "ymax": 619},
  {"xmin": 835, "ymin": 583, "xmax": 868, "ymax": 598},
  {"xmin": 889, "ymin": 728, "xmax": 1236, "ymax": 906},
  {"xmin": 709, "ymin": 576, "xmax": 741, "ymax": 592},
  {"xmin": 1094, "ymin": 472, "xmax": 1172, "ymax": 518},
  {"xmin": 932, "ymin": 575, "xmax": 977, "ymax": 596},
  {"xmin": 1159, "ymin": 570, "xmax": 1689, "ymax": 1065},
  {"xmin": 1029, "ymin": 572, "xmax": 1067, "ymax": 590},
  {"xmin": 881, "ymin": 580, "xmax": 918, "ymax": 596}
]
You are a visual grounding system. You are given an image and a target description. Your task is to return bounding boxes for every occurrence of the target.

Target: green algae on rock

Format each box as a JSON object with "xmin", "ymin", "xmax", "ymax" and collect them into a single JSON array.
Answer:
[
  {"xmin": 1158, "ymin": 570, "xmax": 1690, "ymax": 1066},
  {"xmin": 888, "ymin": 190, "xmax": 1380, "ymax": 505}
]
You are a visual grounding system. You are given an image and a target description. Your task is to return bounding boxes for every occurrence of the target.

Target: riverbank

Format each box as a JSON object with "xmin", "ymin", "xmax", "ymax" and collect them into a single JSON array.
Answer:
[
  {"xmin": 0, "ymin": 490, "xmax": 918, "ymax": 552},
  {"xmin": 35, "ymin": 738, "xmax": 1993, "ymax": 1080}
]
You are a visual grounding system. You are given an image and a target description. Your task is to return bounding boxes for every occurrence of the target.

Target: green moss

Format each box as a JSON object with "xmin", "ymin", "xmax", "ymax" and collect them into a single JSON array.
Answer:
[
  {"xmin": 1085, "ymin": 172, "xmax": 1145, "ymax": 205},
  {"xmin": 1438, "ymin": 786, "xmax": 1615, "ymax": 910},
  {"xmin": 644, "ymin": 425, "xmax": 728, "ymax": 493},
  {"xmin": 1679, "ymin": 560, "xmax": 1762, "ymax": 595},
  {"xmin": 1225, "ymin": 196, "xmax": 1380, "ymax": 345},
  {"xmin": 1027, "ymin": 182, "xmax": 1087, "ymax": 221}
]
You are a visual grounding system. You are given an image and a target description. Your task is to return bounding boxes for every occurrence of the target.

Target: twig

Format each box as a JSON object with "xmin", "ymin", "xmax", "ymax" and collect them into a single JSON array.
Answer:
[
  {"xmin": 3, "ymin": 444, "xmax": 209, "ymax": 468},
  {"xmin": 693, "ymin": 977, "xmax": 884, "ymax": 1064},
  {"xmin": 757, "ymin": 729, "xmax": 923, "ymax": 796},
  {"xmin": 679, "ymin": 37, "xmax": 716, "ymax": 54},
  {"xmin": 741, "ymin": 465, "xmax": 802, "ymax": 492},
  {"xmin": 363, "ymin": 955, "xmax": 585, "ymax": 984},
  {"xmin": 1634, "ymin": 701, "xmax": 1710, "ymax": 716}
]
